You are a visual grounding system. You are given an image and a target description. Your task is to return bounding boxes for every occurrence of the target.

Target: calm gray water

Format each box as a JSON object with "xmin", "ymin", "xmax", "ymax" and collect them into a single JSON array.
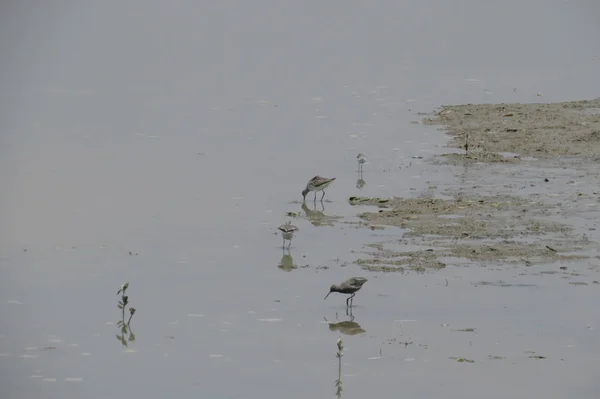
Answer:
[{"xmin": 1, "ymin": 1, "xmax": 600, "ymax": 398}]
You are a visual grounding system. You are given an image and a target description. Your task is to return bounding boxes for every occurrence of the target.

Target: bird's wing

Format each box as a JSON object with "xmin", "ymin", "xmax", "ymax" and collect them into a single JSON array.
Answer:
[
  {"xmin": 350, "ymin": 277, "xmax": 368, "ymax": 285},
  {"xmin": 312, "ymin": 176, "xmax": 335, "ymax": 187},
  {"xmin": 278, "ymin": 224, "xmax": 298, "ymax": 232}
]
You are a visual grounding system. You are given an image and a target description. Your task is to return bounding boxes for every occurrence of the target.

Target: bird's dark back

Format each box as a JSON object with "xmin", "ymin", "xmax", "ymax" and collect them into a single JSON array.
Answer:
[
  {"xmin": 335, "ymin": 277, "xmax": 367, "ymax": 293},
  {"xmin": 348, "ymin": 277, "xmax": 367, "ymax": 287}
]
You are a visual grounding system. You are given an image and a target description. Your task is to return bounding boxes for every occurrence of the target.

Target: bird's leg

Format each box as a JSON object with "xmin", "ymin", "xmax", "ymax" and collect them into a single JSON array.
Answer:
[
  {"xmin": 320, "ymin": 190, "xmax": 326, "ymax": 201},
  {"xmin": 282, "ymin": 237, "xmax": 285, "ymax": 249},
  {"xmin": 346, "ymin": 306, "xmax": 354, "ymax": 318},
  {"xmin": 313, "ymin": 192, "xmax": 317, "ymax": 202},
  {"xmin": 287, "ymin": 239, "xmax": 292, "ymax": 249},
  {"xmin": 348, "ymin": 293, "xmax": 356, "ymax": 307},
  {"xmin": 346, "ymin": 296, "xmax": 350, "ymax": 307}
]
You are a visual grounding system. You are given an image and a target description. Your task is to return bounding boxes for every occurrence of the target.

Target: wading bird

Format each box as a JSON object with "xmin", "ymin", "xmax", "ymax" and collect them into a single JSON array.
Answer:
[
  {"xmin": 302, "ymin": 176, "xmax": 336, "ymax": 202},
  {"xmin": 277, "ymin": 221, "xmax": 298, "ymax": 249},
  {"xmin": 324, "ymin": 277, "xmax": 368, "ymax": 308}
]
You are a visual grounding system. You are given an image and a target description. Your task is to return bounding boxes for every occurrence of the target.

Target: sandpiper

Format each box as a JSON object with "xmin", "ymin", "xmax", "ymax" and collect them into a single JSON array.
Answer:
[
  {"xmin": 324, "ymin": 277, "xmax": 368, "ymax": 308},
  {"xmin": 357, "ymin": 153, "xmax": 366, "ymax": 172},
  {"xmin": 278, "ymin": 221, "xmax": 299, "ymax": 249},
  {"xmin": 302, "ymin": 176, "xmax": 336, "ymax": 202}
]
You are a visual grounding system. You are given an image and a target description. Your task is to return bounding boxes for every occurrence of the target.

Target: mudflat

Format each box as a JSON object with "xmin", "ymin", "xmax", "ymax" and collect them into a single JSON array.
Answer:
[
  {"xmin": 426, "ymin": 98, "xmax": 600, "ymax": 164},
  {"xmin": 353, "ymin": 98, "xmax": 600, "ymax": 275}
]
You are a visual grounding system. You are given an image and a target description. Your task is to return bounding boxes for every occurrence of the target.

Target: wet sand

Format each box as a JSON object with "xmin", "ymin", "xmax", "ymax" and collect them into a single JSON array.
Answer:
[{"xmin": 354, "ymin": 98, "xmax": 600, "ymax": 273}]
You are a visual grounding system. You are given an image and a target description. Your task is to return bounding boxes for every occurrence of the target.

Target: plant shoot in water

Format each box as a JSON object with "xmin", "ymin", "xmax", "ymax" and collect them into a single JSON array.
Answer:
[
  {"xmin": 117, "ymin": 282, "xmax": 129, "ymax": 318},
  {"xmin": 116, "ymin": 282, "xmax": 137, "ymax": 347},
  {"xmin": 335, "ymin": 337, "xmax": 344, "ymax": 398}
]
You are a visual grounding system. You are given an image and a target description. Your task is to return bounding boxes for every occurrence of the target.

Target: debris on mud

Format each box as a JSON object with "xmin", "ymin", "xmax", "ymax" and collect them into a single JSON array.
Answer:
[
  {"xmin": 526, "ymin": 351, "xmax": 547, "ymax": 360},
  {"xmin": 450, "ymin": 357, "xmax": 475, "ymax": 363},
  {"xmin": 355, "ymin": 248, "xmax": 446, "ymax": 273},
  {"xmin": 348, "ymin": 196, "xmax": 391, "ymax": 206},
  {"xmin": 449, "ymin": 242, "xmax": 586, "ymax": 264},
  {"xmin": 472, "ymin": 281, "xmax": 537, "ymax": 288}
]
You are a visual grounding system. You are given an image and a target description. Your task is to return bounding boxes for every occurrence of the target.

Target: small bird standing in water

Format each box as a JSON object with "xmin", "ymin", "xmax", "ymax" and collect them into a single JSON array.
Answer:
[
  {"xmin": 357, "ymin": 153, "xmax": 366, "ymax": 172},
  {"xmin": 324, "ymin": 277, "xmax": 368, "ymax": 308},
  {"xmin": 302, "ymin": 176, "xmax": 336, "ymax": 202},
  {"xmin": 277, "ymin": 221, "xmax": 299, "ymax": 249}
]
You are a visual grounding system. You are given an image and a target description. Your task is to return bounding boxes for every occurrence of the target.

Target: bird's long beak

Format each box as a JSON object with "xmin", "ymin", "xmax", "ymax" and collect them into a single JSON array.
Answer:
[{"xmin": 324, "ymin": 291, "xmax": 331, "ymax": 300}]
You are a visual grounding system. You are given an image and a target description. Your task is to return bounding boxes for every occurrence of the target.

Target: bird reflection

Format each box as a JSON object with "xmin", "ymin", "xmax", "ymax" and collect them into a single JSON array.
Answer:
[
  {"xmin": 278, "ymin": 248, "xmax": 297, "ymax": 272},
  {"xmin": 324, "ymin": 312, "xmax": 366, "ymax": 336},
  {"xmin": 356, "ymin": 155, "xmax": 366, "ymax": 189},
  {"xmin": 301, "ymin": 201, "xmax": 342, "ymax": 227},
  {"xmin": 356, "ymin": 172, "xmax": 366, "ymax": 190}
]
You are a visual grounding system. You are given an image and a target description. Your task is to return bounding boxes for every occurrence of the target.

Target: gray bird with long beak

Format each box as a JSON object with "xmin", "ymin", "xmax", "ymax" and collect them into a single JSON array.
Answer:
[
  {"xmin": 324, "ymin": 277, "xmax": 368, "ymax": 308},
  {"xmin": 302, "ymin": 175, "xmax": 336, "ymax": 202}
]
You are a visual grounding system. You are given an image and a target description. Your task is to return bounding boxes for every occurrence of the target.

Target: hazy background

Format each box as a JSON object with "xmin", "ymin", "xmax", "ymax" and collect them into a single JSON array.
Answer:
[{"xmin": 1, "ymin": 1, "xmax": 599, "ymax": 398}]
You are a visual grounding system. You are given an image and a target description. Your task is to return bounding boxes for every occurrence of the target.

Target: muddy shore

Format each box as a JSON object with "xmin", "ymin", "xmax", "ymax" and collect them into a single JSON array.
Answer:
[
  {"xmin": 353, "ymin": 98, "xmax": 600, "ymax": 274},
  {"xmin": 425, "ymin": 98, "xmax": 600, "ymax": 164}
]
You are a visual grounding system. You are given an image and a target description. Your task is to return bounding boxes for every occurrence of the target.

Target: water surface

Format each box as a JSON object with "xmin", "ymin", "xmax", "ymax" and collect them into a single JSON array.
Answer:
[{"xmin": 1, "ymin": 1, "xmax": 600, "ymax": 398}]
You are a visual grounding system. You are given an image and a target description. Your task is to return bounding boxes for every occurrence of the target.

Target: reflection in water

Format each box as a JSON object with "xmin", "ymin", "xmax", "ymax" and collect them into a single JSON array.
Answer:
[
  {"xmin": 335, "ymin": 337, "xmax": 344, "ymax": 399},
  {"xmin": 356, "ymin": 154, "xmax": 367, "ymax": 190},
  {"xmin": 278, "ymin": 248, "xmax": 297, "ymax": 272},
  {"xmin": 116, "ymin": 283, "xmax": 137, "ymax": 348},
  {"xmin": 301, "ymin": 202, "xmax": 342, "ymax": 227},
  {"xmin": 356, "ymin": 172, "xmax": 366, "ymax": 190},
  {"xmin": 324, "ymin": 312, "xmax": 366, "ymax": 336},
  {"xmin": 117, "ymin": 321, "xmax": 136, "ymax": 348}
]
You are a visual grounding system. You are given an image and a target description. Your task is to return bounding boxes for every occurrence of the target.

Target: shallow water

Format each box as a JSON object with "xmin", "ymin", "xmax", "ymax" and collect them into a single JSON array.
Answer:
[{"xmin": 1, "ymin": 1, "xmax": 600, "ymax": 398}]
